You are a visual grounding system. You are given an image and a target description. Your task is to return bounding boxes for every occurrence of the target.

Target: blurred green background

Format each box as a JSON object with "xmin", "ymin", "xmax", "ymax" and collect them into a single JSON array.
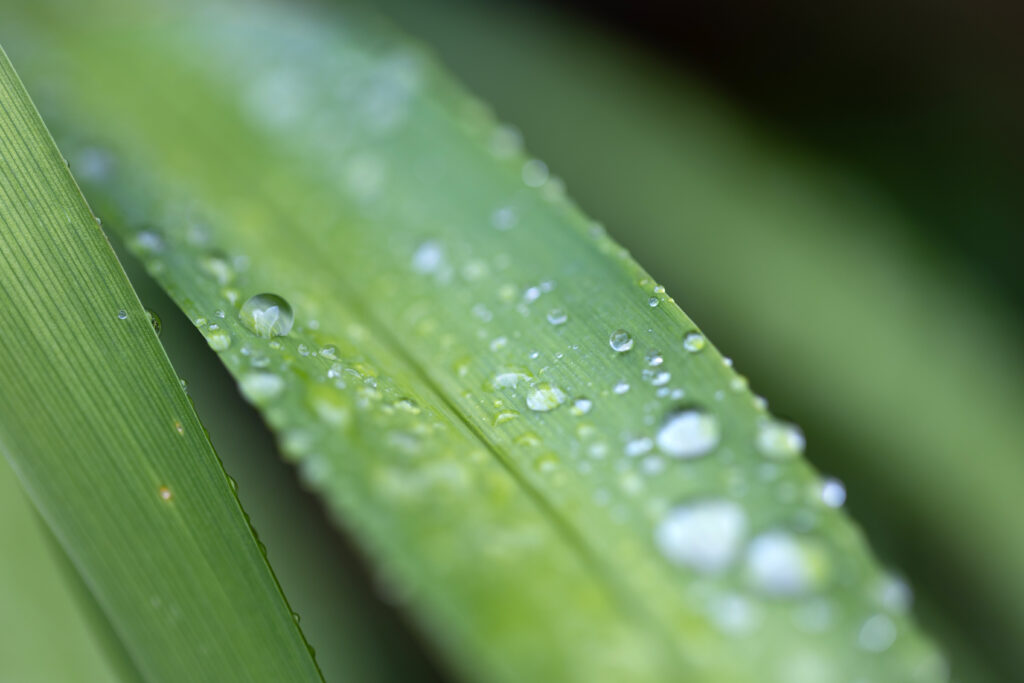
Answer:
[{"xmin": 2, "ymin": 0, "xmax": 1021, "ymax": 681}]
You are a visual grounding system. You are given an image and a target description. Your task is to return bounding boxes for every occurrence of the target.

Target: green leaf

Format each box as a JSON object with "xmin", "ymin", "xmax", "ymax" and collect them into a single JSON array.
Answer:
[
  {"xmin": 3, "ymin": 1, "xmax": 947, "ymax": 681},
  {"xmin": 0, "ymin": 46, "xmax": 321, "ymax": 682}
]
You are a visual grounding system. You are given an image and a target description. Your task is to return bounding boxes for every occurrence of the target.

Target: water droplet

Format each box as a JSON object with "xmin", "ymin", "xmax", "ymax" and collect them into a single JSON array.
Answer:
[
  {"xmin": 613, "ymin": 381, "xmax": 630, "ymax": 395},
  {"xmin": 546, "ymin": 308, "xmax": 568, "ymax": 326},
  {"xmin": 117, "ymin": 309, "xmax": 128, "ymax": 320},
  {"xmin": 489, "ymin": 336, "xmax": 508, "ymax": 351},
  {"xmin": 625, "ymin": 437, "xmax": 653, "ymax": 457},
  {"xmin": 491, "ymin": 206, "xmax": 517, "ymax": 231},
  {"xmin": 858, "ymin": 614, "xmax": 898, "ymax": 652},
  {"xmin": 411, "ymin": 240, "xmax": 444, "ymax": 274},
  {"xmin": 755, "ymin": 420, "xmax": 805, "ymax": 459},
  {"xmin": 493, "ymin": 409, "xmax": 520, "ymax": 425},
  {"xmin": 744, "ymin": 532, "xmax": 829, "ymax": 596},
  {"xmin": 238, "ymin": 372, "xmax": 285, "ymax": 404},
  {"xmin": 173, "ymin": 420, "xmax": 184, "ymax": 436},
  {"xmin": 204, "ymin": 328, "xmax": 232, "ymax": 352},
  {"xmin": 819, "ymin": 478, "xmax": 846, "ymax": 508},
  {"xmin": 521, "ymin": 159, "xmax": 549, "ymax": 187},
  {"xmin": 648, "ymin": 296, "xmax": 659, "ymax": 307},
  {"xmin": 133, "ymin": 231, "xmax": 164, "ymax": 253},
  {"xmin": 570, "ymin": 397, "xmax": 593, "ymax": 416},
  {"xmin": 147, "ymin": 309, "xmax": 161, "ymax": 336},
  {"xmin": 642, "ymin": 369, "xmax": 671, "ymax": 386},
  {"xmin": 645, "ymin": 350, "xmax": 664, "ymax": 366},
  {"xmin": 240, "ymin": 293, "xmax": 294, "ymax": 338},
  {"xmin": 682, "ymin": 332, "xmax": 706, "ymax": 353},
  {"xmin": 655, "ymin": 500, "xmax": 747, "ymax": 573},
  {"xmin": 158, "ymin": 486, "xmax": 173, "ymax": 501},
  {"xmin": 609, "ymin": 329, "xmax": 634, "ymax": 353},
  {"xmin": 656, "ymin": 408, "xmax": 720, "ymax": 458},
  {"xmin": 526, "ymin": 383, "xmax": 567, "ymax": 412},
  {"xmin": 394, "ymin": 397, "xmax": 420, "ymax": 414},
  {"xmin": 201, "ymin": 253, "xmax": 235, "ymax": 285}
]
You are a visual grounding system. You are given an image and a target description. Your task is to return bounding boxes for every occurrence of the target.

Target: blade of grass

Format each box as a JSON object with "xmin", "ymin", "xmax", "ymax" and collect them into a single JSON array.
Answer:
[
  {"xmin": 0, "ymin": 461, "xmax": 122, "ymax": 683},
  {"xmin": 368, "ymin": 2, "xmax": 1024, "ymax": 677},
  {"xmin": 0, "ymin": 46, "xmax": 322, "ymax": 682},
  {"xmin": 3, "ymin": 1, "xmax": 948, "ymax": 681}
]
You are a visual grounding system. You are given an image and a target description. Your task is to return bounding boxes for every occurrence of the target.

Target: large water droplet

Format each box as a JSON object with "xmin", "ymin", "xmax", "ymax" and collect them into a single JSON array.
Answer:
[
  {"xmin": 755, "ymin": 420, "xmax": 805, "ymax": 459},
  {"xmin": 240, "ymin": 293, "xmax": 294, "ymax": 338},
  {"xmin": 744, "ymin": 532, "xmax": 829, "ymax": 597},
  {"xmin": 609, "ymin": 329, "xmax": 634, "ymax": 353},
  {"xmin": 655, "ymin": 500, "xmax": 747, "ymax": 573},
  {"xmin": 656, "ymin": 408, "xmax": 720, "ymax": 458},
  {"xmin": 526, "ymin": 383, "xmax": 567, "ymax": 412}
]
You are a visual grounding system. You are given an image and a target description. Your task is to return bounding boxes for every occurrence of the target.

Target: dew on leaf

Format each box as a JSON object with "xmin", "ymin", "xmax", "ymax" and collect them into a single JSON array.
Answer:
[
  {"xmin": 655, "ymin": 499, "xmax": 747, "ymax": 573},
  {"xmin": 240, "ymin": 293, "xmax": 294, "ymax": 338},
  {"xmin": 656, "ymin": 408, "xmax": 720, "ymax": 458}
]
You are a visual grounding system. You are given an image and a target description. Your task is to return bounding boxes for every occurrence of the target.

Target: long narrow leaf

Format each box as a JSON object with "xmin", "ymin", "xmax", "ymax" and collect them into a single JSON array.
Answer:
[
  {"xmin": 3, "ymin": 1, "xmax": 947, "ymax": 681},
  {"xmin": 0, "ymin": 47, "xmax": 322, "ymax": 683}
]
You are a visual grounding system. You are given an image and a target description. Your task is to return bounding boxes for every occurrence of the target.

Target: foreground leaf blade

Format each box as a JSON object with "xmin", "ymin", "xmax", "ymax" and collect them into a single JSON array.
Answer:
[
  {"xmin": 4, "ymin": 1, "xmax": 947, "ymax": 681},
  {"xmin": 0, "ymin": 47, "xmax": 321, "ymax": 683}
]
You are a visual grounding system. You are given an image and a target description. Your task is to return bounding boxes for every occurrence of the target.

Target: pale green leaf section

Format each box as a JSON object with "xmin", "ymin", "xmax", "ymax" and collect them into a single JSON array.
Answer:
[
  {"xmin": 0, "ymin": 47, "xmax": 321, "ymax": 683},
  {"xmin": 0, "ymin": 461, "xmax": 122, "ymax": 683},
  {"xmin": 2, "ymin": 1, "xmax": 947, "ymax": 681}
]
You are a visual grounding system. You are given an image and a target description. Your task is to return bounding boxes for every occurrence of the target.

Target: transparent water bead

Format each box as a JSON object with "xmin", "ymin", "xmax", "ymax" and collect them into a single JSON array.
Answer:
[
  {"xmin": 655, "ymin": 500, "xmax": 747, "ymax": 573},
  {"xmin": 240, "ymin": 293, "xmax": 294, "ymax": 338},
  {"xmin": 570, "ymin": 397, "xmax": 593, "ymax": 416},
  {"xmin": 117, "ymin": 309, "xmax": 128, "ymax": 320},
  {"xmin": 238, "ymin": 372, "xmax": 285, "ymax": 404},
  {"xmin": 645, "ymin": 350, "xmax": 664, "ymax": 366},
  {"xmin": 546, "ymin": 308, "xmax": 568, "ymax": 326},
  {"xmin": 526, "ymin": 383, "xmax": 567, "ymax": 412},
  {"xmin": 656, "ymin": 408, "xmax": 720, "ymax": 458},
  {"xmin": 411, "ymin": 240, "xmax": 443, "ymax": 274},
  {"xmin": 755, "ymin": 419, "xmax": 806, "ymax": 459},
  {"xmin": 819, "ymin": 477, "xmax": 847, "ymax": 508},
  {"xmin": 858, "ymin": 614, "xmax": 898, "ymax": 652},
  {"xmin": 682, "ymin": 332, "xmax": 706, "ymax": 353},
  {"xmin": 204, "ymin": 327, "xmax": 232, "ymax": 351},
  {"xmin": 609, "ymin": 329, "xmax": 634, "ymax": 353},
  {"xmin": 745, "ymin": 531, "xmax": 829, "ymax": 597}
]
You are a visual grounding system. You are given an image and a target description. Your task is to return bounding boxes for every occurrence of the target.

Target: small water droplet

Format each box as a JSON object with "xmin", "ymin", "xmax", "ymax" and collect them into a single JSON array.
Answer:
[
  {"xmin": 546, "ymin": 308, "xmax": 568, "ymax": 326},
  {"xmin": 819, "ymin": 478, "xmax": 846, "ymax": 508},
  {"xmin": 491, "ymin": 206, "xmax": 517, "ymax": 231},
  {"xmin": 204, "ymin": 328, "xmax": 232, "ymax": 351},
  {"xmin": 744, "ymin": 532, "xmax": 829, "ymax": 597},
  {"xmin": 489, "ymin": 336, "xmax": 509, "ymax": 352},
  {"xmin": 656, "ymin": 408, "xmax": 720, "ymax": 458},
  {"xmin": 642, "ymin": 369, "xmax": 671, "ymax": 386},
  {"xmin": 609, "ymin": 329, "xmax": 634, "ymax": 353},
  {"xmin": 755, "ymin": 420, "xmax": 805, "ymax": 459},
  {"xmin": 858, "ymin": 614, "xmax": 898, "ymax": 652},
  {"xmin": 682, "ymin": 332, "xmax": 706, "ymax": 353},
  {"xmin": 240, "ymin": 293, "xmax": 294, "ymax": 338},
  {"xmin": 117, "ymin": 309, "xmax": 128, "ymax": 320},
  {"xmin": 173, "ymin": 420, "xmax": 184, "ymax": 435},
  {"xmin": 526, "ymin": 383, "xmax": 567, "ymax": 411},
  {"xmin": 521, "ymin": 159, "xmax": 549, "ymax": 187},
  {"xmin": 613, "ymin": 381, "xmax": 630, "ymax": 395},
  {"xmin": 158, "ymin": 486, "xmax": 173, "ymax": 501},
  {"xmin": 411, "ymin": 240, "xmax": 444, "ymax": 273},
  {"xmin": 147, "ymin": 309, "xmax": 161, "ymax": 336},
  {"xmin": 239, "ymin": 372, "xmax": 285, "ymax": 404},
  {"xmin": 648, "ymin": 296, "xmax": 659, "ymax": 307},
  {"xmin": 625, "ymin": 437, "xmax": 653, "ymax": 457},
  {"xmin": 655, "ymin": 500, "xmax": 747, "ymax": 573},
  {"xmin": 570, "ymin": 397, "xmax": 593, "ymax": 416},
  {"xmin": 645, "ymin": 350, "xmax": 664, "ymax": 366},
  {"xmin": 493, "ymin": 409, "xmax": 520, "ymax": 425},
  {"xmin": 201, "ymin": 253, "xmax": 235, "ymax": 285}
]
